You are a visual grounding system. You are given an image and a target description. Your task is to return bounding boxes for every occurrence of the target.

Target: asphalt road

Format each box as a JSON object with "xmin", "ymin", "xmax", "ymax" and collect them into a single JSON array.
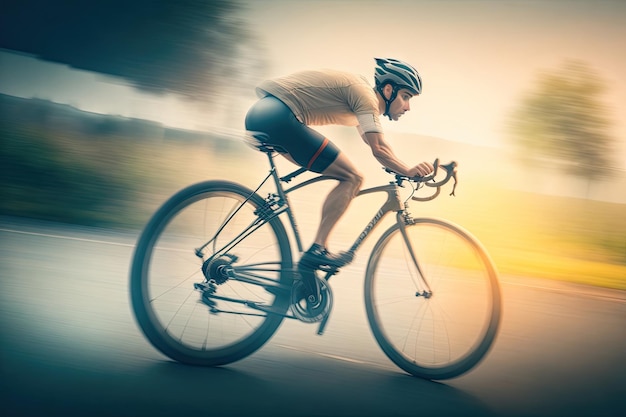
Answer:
[{"xmin": 1, "ymin": 217, "xmax": 625, "ymax": 417}]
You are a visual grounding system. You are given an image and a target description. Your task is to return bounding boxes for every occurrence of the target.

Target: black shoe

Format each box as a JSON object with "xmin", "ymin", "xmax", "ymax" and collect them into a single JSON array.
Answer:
[{"xmin": 299, "ymin": 244, "xmax": 343, "ymax": 269}]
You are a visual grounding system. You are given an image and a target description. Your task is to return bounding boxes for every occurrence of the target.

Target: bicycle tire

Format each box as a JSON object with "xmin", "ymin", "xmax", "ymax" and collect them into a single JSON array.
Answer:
[
  {"xmin": 130, "ymin": 180, "xmax": 293, "ymax": 366},
  {"xmin": 364, "ymin": 218, "xmax": 501, "ymax": 380}
]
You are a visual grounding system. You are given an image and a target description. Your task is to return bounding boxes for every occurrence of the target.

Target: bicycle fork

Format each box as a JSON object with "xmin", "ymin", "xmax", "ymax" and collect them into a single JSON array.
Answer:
[{"xmin": 398, "ymin": 213, "xmax": 433, "ymax": 298}]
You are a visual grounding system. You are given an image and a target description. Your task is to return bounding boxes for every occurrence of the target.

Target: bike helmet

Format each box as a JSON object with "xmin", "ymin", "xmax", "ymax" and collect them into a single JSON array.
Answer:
[{"xmin": 374, "ymin": 57, "xmax": 422, "ymax": 120}]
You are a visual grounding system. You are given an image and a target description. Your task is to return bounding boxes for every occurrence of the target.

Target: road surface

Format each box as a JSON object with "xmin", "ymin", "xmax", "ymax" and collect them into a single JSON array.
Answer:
[{"xmin": 1, "ymin": 217, "xmax": 624, "ymax": 417}]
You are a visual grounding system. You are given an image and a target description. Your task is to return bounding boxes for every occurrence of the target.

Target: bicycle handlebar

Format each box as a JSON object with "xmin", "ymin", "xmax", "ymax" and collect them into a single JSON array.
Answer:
[{"xmin": 384, "ymin": 158, "xmax": 458, "ymax": 201}]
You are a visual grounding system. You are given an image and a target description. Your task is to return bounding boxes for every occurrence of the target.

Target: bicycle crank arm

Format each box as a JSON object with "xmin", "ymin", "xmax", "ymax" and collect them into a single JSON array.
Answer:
[{"xmin": 317, "ymin": 312, "xmax": 331, "ymax": 335}]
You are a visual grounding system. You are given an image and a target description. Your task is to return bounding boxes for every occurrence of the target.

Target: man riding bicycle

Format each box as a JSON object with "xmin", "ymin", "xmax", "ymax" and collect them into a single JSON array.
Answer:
[{"xmin": 245, "ymin": 57, "xmax": 433, "ymax": 278}]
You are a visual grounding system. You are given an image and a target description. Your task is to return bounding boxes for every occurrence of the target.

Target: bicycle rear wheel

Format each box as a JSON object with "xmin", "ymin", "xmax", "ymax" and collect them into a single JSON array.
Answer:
[
  {"xmin": 130, "ymin": 180, "xmax": 293, "ymax": 366},
  {"xmin": 365, "ymin": 218, "xmax": 501, "ymax": 380}
]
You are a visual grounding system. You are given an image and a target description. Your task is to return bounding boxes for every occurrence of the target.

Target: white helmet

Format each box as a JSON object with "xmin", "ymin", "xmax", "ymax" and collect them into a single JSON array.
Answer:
[
  {"xmin": 374, "ymin": 57, "xmax": 422, "ymax": 95},
  {"xmin": 374, "ymin": 58, "xmax": 422, "ymax": 120}
]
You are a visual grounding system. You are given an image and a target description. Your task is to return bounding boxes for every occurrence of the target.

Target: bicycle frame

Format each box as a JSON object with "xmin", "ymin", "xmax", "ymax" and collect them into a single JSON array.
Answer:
[
  {"xmin": 261, "ymin": 150, "xmax": 435, "ymax": 296},
  {"xmin": 280, "ymin": 162, "xmax": 432, "ymax": 295},
  {"xmin": 261, "ymin": 149, "xmax": 411, "ymax": 258},
  {"xmin": 286, "ymin": 177, "xmax": 406, "ymax": 254},
  {"xmin": 195, "ymin": 148, "xmax": 434, "ymax": 316}
]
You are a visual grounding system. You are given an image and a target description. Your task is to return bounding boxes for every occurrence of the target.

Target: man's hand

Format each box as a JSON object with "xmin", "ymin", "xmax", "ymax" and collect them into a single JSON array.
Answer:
[{"xmin": 411, "ymin": 161, "xmax": 434, "ymax": 177}]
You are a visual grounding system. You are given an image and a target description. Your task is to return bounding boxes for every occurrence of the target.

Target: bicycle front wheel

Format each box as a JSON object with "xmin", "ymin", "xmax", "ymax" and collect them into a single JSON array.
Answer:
[
  {"xmin": 130, "ymin": 180, "xmax": 293, "ymax": 366},
  {"xmin": 365, "ymin": 218, "xmax": 501, "ymax": 380}
]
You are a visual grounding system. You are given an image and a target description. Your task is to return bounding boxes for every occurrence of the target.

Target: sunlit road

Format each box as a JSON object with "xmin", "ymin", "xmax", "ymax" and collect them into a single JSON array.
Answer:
[{"xmin": 1, "ymin": 217, "xmax": 625, "ymax": 417}]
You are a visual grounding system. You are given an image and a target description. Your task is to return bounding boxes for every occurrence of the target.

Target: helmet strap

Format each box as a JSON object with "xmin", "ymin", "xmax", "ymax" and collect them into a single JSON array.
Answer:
[{"xmin": 376, "ymin": 82, "xmax": 399, "ymax": 120}]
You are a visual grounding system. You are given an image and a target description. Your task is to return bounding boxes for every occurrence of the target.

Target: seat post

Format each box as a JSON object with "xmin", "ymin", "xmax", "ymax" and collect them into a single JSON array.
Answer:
[{"xmin": 266, "ymin": 150, "xmax": 284, "ymax": 194}]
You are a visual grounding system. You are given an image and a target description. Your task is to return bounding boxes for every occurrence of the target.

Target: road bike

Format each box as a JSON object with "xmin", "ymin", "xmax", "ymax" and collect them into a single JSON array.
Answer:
[{"xmin": 130, "ymin": 131, "xmax": 502, "ymax": 380}]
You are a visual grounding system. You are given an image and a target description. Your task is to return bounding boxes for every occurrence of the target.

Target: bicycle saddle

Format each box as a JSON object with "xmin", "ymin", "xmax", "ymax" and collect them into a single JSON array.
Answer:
[{"xmin": 244, "ymin": 131, "xmax": 288, "ymax": 154}]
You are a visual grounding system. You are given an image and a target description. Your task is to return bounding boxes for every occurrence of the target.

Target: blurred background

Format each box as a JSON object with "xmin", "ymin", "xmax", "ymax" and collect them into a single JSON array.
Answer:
[{"xmin": 1, "ymin": 0, "xmax": 624, "ymax": 291}]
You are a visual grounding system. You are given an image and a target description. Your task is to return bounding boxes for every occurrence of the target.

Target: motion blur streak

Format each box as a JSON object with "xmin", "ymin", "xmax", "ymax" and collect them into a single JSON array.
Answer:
[{"xmin": 0, "ymin": 1, "xmax": 625, "ymax": 416}]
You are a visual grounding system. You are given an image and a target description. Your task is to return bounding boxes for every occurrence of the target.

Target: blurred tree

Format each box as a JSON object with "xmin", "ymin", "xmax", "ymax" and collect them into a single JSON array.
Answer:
[
  {"xmin": 507, "ymin": 60, "xmax": 616, "ymax": 185},
  {"xmin": 0, "ymin": 0, "xmax": 262, "ymax": 101}
]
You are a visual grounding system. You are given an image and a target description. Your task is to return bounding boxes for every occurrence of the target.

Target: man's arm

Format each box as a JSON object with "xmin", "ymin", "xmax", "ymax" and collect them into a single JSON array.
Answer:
[{"xmin": 362, "ymin": 132, "xmax": 433, "ymax": 177}]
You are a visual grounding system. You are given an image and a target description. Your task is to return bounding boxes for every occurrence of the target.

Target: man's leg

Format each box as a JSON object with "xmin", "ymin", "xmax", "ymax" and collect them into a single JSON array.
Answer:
[
  {"xmin": 297, "ymin": 152, "xmax": 361, "ymax": 298},
  {"xmin": 313, "ymin": 152, "xmax": 363, "ymax": 250}
]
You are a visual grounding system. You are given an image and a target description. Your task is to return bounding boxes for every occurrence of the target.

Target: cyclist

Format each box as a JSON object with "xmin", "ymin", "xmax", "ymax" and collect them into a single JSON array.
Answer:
[{"xmin": 245, "ymin": 57, "xmax": 434, "ymax": 274}]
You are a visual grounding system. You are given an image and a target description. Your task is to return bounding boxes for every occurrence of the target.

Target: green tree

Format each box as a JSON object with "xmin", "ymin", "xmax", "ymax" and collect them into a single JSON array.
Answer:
[
  {"xmin": 0, "ymin": 0, "xmax": 261, "ymax": 101},
  {"xmin": 507, "ymin": 60, "xmax": 616, "ymax": 186}
]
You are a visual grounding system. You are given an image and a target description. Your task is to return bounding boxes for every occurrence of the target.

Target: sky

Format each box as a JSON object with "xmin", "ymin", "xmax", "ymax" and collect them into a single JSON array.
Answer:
[{"xmin": 1, "ymin": 0, "xmax": 625, "ymax": 156}]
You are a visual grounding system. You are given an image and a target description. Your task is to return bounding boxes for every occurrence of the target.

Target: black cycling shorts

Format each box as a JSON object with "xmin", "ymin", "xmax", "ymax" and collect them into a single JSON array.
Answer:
[{"xmin": 244, "ymin": 95, "xmax": 339, "ymax": 173}]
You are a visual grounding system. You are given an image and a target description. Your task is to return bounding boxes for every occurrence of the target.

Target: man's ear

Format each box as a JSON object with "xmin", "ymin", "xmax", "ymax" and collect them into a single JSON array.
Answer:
[{"xmin": 383, "ymin": 83, "xmax": 394, "ymax": 100}]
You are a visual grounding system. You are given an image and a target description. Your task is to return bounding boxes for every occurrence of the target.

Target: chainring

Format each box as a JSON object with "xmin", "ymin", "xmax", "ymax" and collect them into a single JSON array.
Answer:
[{"xmin": 291, "ymin": 276, "xmax": 332, "ymax": 323}]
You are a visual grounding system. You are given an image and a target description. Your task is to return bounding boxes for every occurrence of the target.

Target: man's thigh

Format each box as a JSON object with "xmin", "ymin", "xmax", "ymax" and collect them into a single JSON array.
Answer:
[{"xmin": 321, "ymin": 152, "xmax": 359, "ymax": 181}]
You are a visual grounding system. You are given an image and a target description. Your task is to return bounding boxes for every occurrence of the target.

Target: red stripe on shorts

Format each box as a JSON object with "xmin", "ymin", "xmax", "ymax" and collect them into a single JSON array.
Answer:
[{"xmin": 306, "ymin": 137, "xmax": 329, "ymax": 170}]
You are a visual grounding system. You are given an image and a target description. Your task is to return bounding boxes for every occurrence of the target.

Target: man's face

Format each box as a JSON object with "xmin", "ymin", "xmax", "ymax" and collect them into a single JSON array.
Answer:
[{"xmin": 387, "ymin": 88, "xmax": 415, "ymax": 121}]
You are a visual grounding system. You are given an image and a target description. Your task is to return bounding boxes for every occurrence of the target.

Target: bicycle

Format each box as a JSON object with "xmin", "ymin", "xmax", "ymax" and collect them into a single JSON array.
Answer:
[{"xmin": 130, "ymin": 131, "xmax": 502, "ymax": 380}]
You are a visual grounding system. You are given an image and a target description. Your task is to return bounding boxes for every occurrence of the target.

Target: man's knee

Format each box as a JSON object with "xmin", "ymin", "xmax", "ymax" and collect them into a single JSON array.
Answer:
[
  {"xmin": 332, "ymin": 165, "xmax": 362, "ymax": 186},
  {"xmin": 323, "ymin": 153, "xmax": 363, "ymax": 192},
  {"xmin": 350, "ymin": 170, "xmax": 364, "ymax": 188},
  {"xmin": 341, "ymin": 170, "xmax": 363, "ymax": 197}
]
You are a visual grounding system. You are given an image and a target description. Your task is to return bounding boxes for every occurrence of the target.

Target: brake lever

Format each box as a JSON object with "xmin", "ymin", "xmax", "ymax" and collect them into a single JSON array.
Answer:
[{"xmin": 440, "ymin": 161, "xmax": 458, "ymax": 196}]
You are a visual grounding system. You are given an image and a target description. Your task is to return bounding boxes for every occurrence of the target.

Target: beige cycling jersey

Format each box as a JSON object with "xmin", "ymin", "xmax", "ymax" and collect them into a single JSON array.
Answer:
[{"xmin": 256, "ymin": 69, "xmax": 383, "ymax": 135}]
